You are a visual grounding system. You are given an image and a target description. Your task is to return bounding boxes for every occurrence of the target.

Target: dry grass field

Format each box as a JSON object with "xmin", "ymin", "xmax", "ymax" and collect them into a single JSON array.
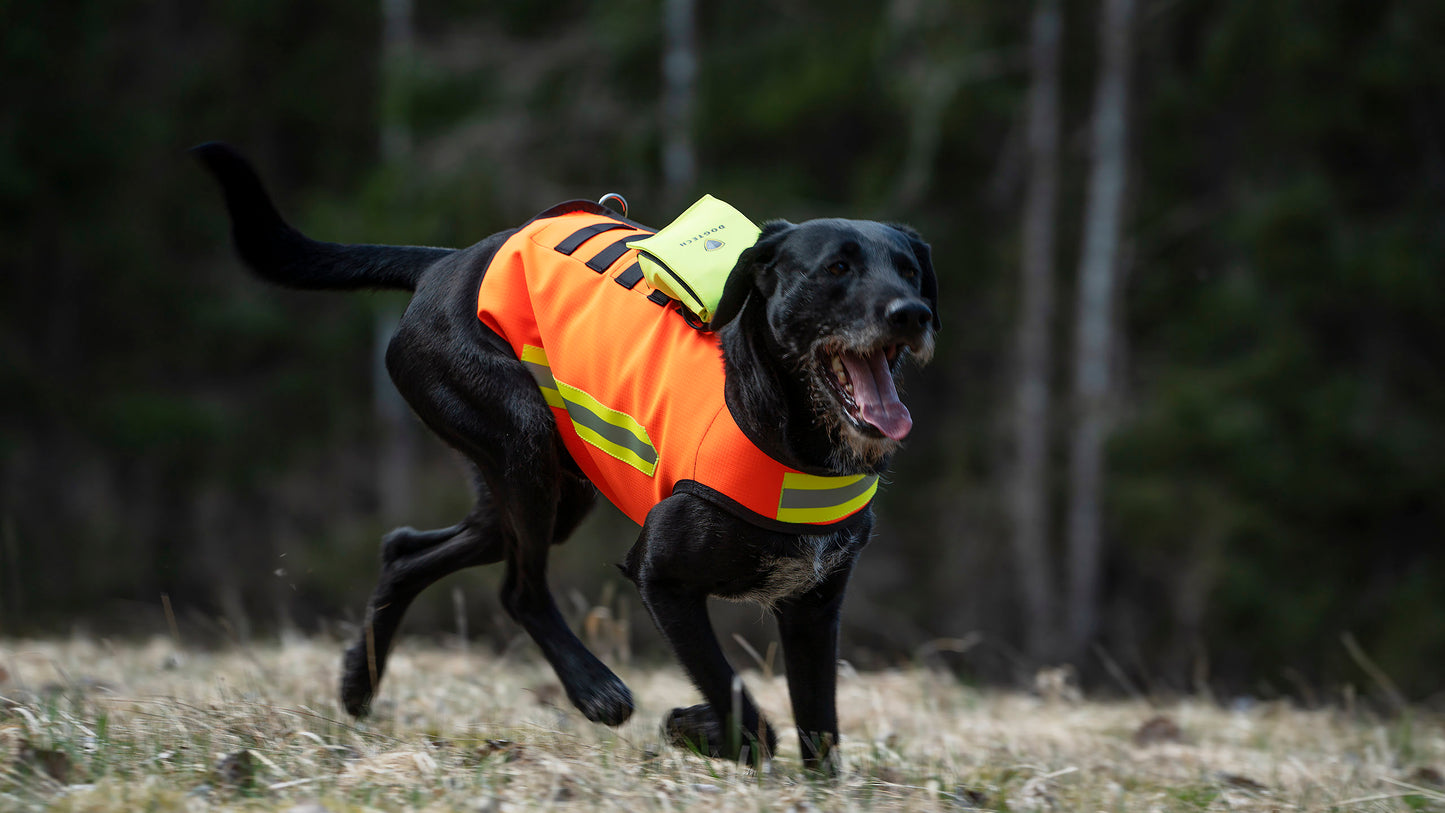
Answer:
[{"xmin": 1, "ymin": 636, "xmax": 1442, "ymax": 811}]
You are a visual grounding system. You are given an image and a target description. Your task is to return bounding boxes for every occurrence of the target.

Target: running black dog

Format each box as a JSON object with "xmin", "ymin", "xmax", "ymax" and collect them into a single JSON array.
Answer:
[{"xmin": 194, "ymin": 142, "xmax": 937, "ymax": 771}]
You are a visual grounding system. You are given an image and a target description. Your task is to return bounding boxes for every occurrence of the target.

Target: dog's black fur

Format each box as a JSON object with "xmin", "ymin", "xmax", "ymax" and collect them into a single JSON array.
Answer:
[{"xmin": 193, "ymin": 142, "xmax": 937, "ymax": 771}]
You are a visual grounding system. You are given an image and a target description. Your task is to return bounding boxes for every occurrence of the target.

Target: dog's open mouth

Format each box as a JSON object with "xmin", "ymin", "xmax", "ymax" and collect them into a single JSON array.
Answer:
[{"xmin": 821, "ymin": 345, "xmax": 913, "ymax": 441}]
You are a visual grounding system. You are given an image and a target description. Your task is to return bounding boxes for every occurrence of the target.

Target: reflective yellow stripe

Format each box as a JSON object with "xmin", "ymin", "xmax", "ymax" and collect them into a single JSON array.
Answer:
[
  {"xmin": 553, "ymin": 380, "xmax": 658, "ymax": 476},
  {"xmin": 521, "ymin": 345, "xmax": 872, "ymax": 513},
  {"xmin": 522, "ymin": 344, "xmax": 657, "ymax": 476},
  {"xmin": 521, "ymin": 345, "xmax": 564, "ymax": 408},
  {"xmin": 776, "ymin": 472, "xmax": 878, "ymax": 524}
]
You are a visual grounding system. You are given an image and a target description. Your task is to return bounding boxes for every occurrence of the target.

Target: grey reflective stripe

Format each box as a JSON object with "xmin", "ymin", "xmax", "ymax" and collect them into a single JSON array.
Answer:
[
  {"xmin": 524, "ymin": 359, "xmax": 555, "ymax": 388},
  {"xmin": 521, "ymin": 348, "xmax": 565, "ymax": 409},
  {"xmin": 561, "ymin": 397, "xmax": 659, "ymax": 467},
  {"xmin": 778, "ymin": 475, "xmax": 879, "ymax": 512}
]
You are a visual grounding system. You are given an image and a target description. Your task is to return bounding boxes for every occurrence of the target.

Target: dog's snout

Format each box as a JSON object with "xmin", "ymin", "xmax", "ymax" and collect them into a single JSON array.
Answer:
[{"xmin": 885, "ymin": 299, "xmax": 933, "ymax": 333}]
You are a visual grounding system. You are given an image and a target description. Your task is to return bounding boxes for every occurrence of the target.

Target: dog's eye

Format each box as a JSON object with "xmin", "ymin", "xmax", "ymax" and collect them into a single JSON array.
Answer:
[
  {"xmin": 901, "ymin": 267, "xmax": 917, "ymax": 280},
  {"xmin": 827, "ymin": 260, "xmax": 849, "ymax": 276}
]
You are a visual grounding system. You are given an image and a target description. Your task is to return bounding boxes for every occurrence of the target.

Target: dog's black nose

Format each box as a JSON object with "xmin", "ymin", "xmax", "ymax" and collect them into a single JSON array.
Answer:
[{"xmin": 886, "ymin": 299, "xmax": 933, "ymax": 332}]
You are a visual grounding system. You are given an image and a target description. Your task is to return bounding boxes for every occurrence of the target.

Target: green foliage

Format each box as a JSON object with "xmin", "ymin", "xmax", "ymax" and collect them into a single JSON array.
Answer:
[
  {"xmin": 1112, "ymin": 0, "xmax": 1445, "ymax": 693},
  {"xmin": 2, "ymin": 0, "xmax": 1442, "ymax": 695}
]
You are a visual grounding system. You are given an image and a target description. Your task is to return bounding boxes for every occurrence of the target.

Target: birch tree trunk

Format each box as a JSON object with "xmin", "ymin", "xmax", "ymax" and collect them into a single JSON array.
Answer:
[
  {"xmin": 1011, "ymin": 0, "xmax": 1063, "ymax": 661},
  {"xmin": 1065, "ymin": 0, "xmax": 1136, "ymax": 661}
]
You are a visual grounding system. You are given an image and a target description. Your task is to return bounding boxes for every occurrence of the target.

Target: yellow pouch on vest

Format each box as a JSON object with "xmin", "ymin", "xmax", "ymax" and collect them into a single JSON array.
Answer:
[{"xmin": 631, "ymin": 195, "xmax": 760, "ymax": 325}]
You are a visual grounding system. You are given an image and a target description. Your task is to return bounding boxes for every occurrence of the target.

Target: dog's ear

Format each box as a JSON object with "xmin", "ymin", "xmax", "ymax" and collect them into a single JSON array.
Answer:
[
  {"xmin": 889, "ymin": 223, "xmax": 941, "ymax": 332},
  {"xmin": 709, "ymin": 219, "xmax": 794, "ymax": 331}
]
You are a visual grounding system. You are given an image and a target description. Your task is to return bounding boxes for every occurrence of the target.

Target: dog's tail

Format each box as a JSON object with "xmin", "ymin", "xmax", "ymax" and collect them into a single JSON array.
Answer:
[{"xmin": 191, "ymin": 142, "xmax": 454, "ymax": 292}]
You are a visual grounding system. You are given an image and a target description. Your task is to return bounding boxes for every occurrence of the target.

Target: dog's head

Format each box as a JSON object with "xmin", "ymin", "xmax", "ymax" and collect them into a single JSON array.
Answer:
[{"xmin": 710, "ymin": 219, "xmax": 939, "ymax": 467}]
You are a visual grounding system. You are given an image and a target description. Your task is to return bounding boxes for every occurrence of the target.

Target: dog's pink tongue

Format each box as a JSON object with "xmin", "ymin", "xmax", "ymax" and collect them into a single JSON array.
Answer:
[{"xmin": 841, "ymin": 350, "xmax": 913, "ymax": 440}]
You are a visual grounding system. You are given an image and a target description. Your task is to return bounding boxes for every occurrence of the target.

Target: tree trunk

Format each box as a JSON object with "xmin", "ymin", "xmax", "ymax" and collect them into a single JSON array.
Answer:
[
  {"xmin": 376, "ymin": 0, "xmax": 416, "ymax": 523},
  {"xmin": 661, "ymin": 0, "xmax": 697, "ymax": 207},
  {"xmin": 1010, "ymin": 0, "xmax": 1063, "ymax": 662},
  {"xmin": 1065, "ymin": 0, "xmax": 1136, "ymax": 661}
]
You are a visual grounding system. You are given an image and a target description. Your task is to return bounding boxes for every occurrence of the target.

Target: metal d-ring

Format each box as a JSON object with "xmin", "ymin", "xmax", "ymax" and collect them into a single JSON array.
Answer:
[{"xmin": 597, "ymin": 192, "xmax": 629, "ymax": 217}]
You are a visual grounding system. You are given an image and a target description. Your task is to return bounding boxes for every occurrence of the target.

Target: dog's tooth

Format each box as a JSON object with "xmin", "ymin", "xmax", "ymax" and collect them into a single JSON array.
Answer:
[{"xmin": 830, "ymin": 355, "xmax": 845, "ymax": 373}]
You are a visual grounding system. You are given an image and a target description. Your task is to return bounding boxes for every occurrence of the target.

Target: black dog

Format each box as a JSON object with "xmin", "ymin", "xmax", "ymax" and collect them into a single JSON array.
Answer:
[{"xmin": 194, "ymin": 143, "xmax": 937, "ymax": 771}]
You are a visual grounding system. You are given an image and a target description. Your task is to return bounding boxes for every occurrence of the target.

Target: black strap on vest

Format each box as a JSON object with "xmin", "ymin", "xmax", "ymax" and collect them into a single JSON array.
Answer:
[
  {"xmin": 586, "ymin": 234, "xmax": 646, "ymax": 273},
  {"xmin": 614, "ymin": 262, "xmax": 644, "ymax": 290},
  {"xmin": 550, "ymin": 216, "xmax": 684, "ymax": 313},
  {"xmin": 556, "ymin": 222, "xmax": 629, "ymax": 255}
]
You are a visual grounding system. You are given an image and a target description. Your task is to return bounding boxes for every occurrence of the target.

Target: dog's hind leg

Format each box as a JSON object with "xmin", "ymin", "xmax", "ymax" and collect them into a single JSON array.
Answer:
[
  {"xmin": 339, "ymin": 474, "xmax": 600, "ymax": 718},
  {"xmin": 381, "ymin": 311, "xmax": 631, "ymax": 725},
  {"xmin": 340, "ymin": 502, "xmax": 504, "ymax": 717},
  {"xmin": 455, "ymin": 436, "xmax": 634, "ymax": 726},
  {"xmin": 495, "ymin": 470, "xmax": 635, "ymax": 726}
]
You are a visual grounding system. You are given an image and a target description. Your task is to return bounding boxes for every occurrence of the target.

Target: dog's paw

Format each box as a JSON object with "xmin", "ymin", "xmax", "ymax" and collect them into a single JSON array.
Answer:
[
  {"xmin": 664, "ymin": 704, "xmax": 725, "ymax": 756},
  {"xmin": 799, "ymin": 732, "xmax": 842, "ymax": 777},
  {"xmin": 339, "ymin": 641, "xmax": 379, "ymax": 718},
  {"xmin": 567, "ymin": 674, "xmax": 635, "ymax": 726},
  {"xmin": 664, "ymin": 705, "xmax": 776, "ymax": 764}
]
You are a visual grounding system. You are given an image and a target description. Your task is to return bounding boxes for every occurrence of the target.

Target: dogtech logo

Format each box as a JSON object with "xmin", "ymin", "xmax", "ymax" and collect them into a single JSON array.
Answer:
[
  {"xmin": 631, "ymin": 195, "xmax": 761, "ymax": 324},
  {"xmin": 677, "ymin": 223, "xmax": 728, "ymax": 248}
]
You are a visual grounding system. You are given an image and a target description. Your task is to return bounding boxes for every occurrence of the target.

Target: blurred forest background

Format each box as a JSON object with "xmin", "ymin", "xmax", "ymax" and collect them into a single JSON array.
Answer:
[{"xmin": 2, "ymin": 0, "xmax": 1442, "ymax": 701}]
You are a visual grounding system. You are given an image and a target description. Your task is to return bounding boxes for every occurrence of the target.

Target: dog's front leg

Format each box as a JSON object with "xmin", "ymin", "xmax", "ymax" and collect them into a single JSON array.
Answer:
[
  {"xmin": 625, "ymin": 513, "xmax": 777, "ymax": 763},
  {"xmin": 774, "ymin": 561, "xmax": 854, "ymax": 774},
  {"xmin": 640, "ymin": 580, "xmax": 777, "ymax": 762}
]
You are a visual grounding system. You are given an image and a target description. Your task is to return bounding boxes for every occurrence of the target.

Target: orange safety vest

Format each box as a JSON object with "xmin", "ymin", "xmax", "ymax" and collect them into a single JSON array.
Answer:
[{"xmin": 477, "ymin": 203, "xmax": 878, "ymax": 532}]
